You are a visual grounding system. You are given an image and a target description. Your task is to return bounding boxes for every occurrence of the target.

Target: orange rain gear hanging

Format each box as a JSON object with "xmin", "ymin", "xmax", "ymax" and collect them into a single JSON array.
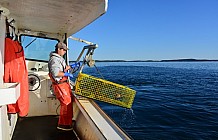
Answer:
[
  {"xmin": 4, "ymin": 37, "xmax": 29, "ymax": 117},
  {"xmin": 49, "ymin": 73, "xmax": 73, "ymax": 125}
]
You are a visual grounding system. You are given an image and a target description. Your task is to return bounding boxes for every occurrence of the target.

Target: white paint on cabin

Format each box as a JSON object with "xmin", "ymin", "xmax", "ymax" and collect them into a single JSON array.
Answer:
[
  {"xmin": 0, "ymin": 0, "xmax": 107, "ymax": 36},
  {"xmin": 0, "ymin": 11, "xmax": 20, "ymax": 140}
]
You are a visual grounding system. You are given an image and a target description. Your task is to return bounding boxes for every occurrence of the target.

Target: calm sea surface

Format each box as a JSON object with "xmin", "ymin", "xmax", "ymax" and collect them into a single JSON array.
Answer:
[{"xmin": 82, "ymin": 62, "xmax": 218, "ymax": 140}]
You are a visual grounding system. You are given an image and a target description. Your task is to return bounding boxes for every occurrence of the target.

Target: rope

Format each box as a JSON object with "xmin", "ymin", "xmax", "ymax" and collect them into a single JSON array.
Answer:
[{"xmin": 94, "ymin": 64, "xmax": 104, "ymax": 79}]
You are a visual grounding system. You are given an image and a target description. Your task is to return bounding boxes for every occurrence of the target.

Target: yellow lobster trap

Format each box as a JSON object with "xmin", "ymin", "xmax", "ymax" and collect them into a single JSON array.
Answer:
[{"xmin": 75, "ymin": 73, "xmax": 136, "ymax": 108}]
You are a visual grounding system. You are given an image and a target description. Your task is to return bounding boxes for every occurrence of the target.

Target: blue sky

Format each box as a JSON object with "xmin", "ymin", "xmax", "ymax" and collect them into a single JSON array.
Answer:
[{"xmin": 69, "ymin": 0, "xmax": 218, "ymax": 61}]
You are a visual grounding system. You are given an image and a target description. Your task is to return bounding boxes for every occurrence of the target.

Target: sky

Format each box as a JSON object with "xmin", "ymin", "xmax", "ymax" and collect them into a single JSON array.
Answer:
[{"xmin": 68, "ymin": 0, "xmax": 218, "ymax": 61}]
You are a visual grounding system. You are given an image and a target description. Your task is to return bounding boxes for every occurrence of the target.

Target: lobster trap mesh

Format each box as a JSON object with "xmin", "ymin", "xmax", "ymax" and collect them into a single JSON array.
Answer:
[{"xmin": 75, "ymin": 73, "xmax": 136, "ymax": 108}]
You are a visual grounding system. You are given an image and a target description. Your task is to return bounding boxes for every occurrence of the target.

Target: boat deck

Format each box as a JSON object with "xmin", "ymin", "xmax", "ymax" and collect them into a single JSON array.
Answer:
[{"xmin": 12, "ymin": 116, "xmax": 78, "ymax": 140}]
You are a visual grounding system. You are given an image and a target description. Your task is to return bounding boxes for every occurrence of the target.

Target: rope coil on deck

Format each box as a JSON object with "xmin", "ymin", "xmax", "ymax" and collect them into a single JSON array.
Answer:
[{"xmin": 75, "ymin": 73, "xmax": 136, "ymax": 108}]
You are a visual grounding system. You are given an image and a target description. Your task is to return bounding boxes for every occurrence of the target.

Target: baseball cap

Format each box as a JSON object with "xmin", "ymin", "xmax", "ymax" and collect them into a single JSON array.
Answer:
[{"xmin": 55, "ymin": 42, "xmax": 69, "ymax": 50}]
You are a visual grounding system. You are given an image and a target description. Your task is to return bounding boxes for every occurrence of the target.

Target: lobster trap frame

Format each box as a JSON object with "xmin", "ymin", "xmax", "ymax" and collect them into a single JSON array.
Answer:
[{"xmin": 75, "ymin": 73, "xmax": 136, "ymax": 108}]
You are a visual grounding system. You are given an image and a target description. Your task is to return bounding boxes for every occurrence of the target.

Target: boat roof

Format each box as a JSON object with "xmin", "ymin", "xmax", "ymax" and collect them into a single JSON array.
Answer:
[{"xmin": 0, "ymin": 0, "xmax": 107, "ymax": 37}]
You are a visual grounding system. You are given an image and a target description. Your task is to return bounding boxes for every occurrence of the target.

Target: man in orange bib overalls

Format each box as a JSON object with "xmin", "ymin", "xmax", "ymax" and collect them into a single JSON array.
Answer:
[{"xmin": 48, "ymin": 42, "xmax": 79, "ymax": 131}]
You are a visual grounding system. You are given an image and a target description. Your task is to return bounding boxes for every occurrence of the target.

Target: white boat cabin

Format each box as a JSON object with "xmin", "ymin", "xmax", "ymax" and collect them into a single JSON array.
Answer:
[{"xmin": 0, "ymin": 0, "xmax": 132, "ymax": 140}]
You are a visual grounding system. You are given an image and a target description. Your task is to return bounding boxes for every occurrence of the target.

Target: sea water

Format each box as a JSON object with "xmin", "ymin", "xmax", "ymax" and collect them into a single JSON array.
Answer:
[{"xmin": 80, "ymin": 62, "xmax": 218, "ymax": 140}]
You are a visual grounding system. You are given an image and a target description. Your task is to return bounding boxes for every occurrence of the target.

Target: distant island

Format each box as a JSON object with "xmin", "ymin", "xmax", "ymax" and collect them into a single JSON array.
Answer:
[{"xmin": 94, "ymin": 59, "xmax": 218, "ymax": 62}]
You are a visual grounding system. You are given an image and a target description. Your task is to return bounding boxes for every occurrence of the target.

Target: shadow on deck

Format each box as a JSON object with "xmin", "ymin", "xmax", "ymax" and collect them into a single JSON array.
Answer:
[{"xmin": 12, "ymin": 116, "xmax": 78, "ymax": 140}]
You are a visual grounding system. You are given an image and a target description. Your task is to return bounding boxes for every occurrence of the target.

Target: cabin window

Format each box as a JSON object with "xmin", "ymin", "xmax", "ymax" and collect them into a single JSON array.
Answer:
[{"xmin": 21, "ymin": 35, "xmax": 58, "ymax": 61}]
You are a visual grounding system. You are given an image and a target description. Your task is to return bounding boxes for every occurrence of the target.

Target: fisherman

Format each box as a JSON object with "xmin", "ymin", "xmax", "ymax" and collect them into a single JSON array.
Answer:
[{"xmin": 48, "ymin": 42, "xmax": 79, "ymax": 131}]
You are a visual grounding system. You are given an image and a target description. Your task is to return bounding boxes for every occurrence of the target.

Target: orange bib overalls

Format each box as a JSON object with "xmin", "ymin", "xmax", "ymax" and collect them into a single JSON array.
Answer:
[
  {"xmin": 49, "ymin": 73, "xmax": 73, "ymax": 126},
  {"xmin": 4, "ymin": 38, "xmax": 29, "ymax": 117}
]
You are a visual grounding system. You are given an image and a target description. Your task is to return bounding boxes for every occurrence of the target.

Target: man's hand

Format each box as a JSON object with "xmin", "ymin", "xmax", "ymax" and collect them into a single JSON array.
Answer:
[{"xmin": 64, "ymin": 72, "xmax": 74, "ymax": 78}]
